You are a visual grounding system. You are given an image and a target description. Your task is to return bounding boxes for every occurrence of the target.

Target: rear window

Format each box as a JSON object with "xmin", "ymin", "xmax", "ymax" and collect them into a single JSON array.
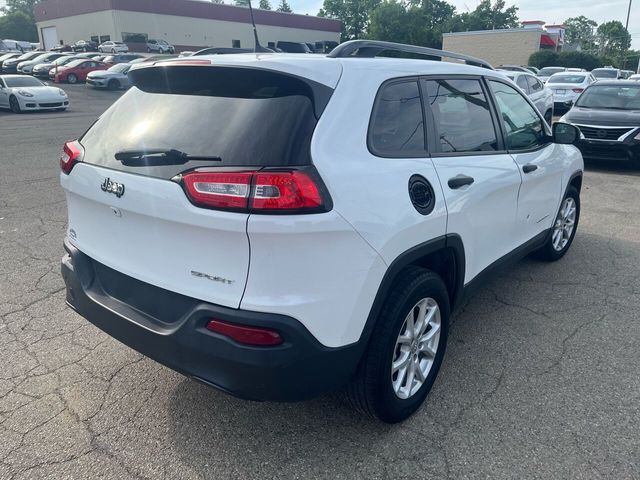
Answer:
[
  {"xmin": 592, "ymin": 69, "xmax": 618, "ymax": 79},
  {"xmin": 80, "ymin": 66, "xmax": 333, "ymax": 178},
  {"xmin": 548, "ymin": 74, "xmax": 586, "ymax": 84}
]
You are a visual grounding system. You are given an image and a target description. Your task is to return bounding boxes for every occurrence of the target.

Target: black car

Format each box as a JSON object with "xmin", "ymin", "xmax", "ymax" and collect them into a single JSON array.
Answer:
[
  {"xmin": 72, "ymin": 40, "xmax": 98, "ymax": 52},
  {"xmin": 562, "ymin": 81, "xmax": 640, "ymax": 163},
  {"xmin": 1, "ymin": 50, "xmax": 44, "ymax": 73}
]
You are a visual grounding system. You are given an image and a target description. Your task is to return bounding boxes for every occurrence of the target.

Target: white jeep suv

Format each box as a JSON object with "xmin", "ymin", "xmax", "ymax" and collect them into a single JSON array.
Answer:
[{"xmin": 60, "ymin": 41, "xmax": 584, "ymax": 423}]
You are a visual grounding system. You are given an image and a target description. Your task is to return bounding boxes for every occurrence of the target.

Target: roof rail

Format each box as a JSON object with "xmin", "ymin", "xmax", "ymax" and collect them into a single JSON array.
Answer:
[{"xmin": 327, "ymin": 40, "xmax": 493, "ymax": 70}]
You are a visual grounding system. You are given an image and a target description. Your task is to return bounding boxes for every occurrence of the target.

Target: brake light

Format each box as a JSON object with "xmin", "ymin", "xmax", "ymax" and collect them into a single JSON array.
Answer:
[
  {"xmin": 60, "ymin": 141, "xmax": 83, "ymax": 174},
  {"xmin": 206, "ymin": 319, "xmax": 283, "ymax": 346},
  {"xmin": 572, "ymin": 88, "xmax": 584, "ymax": 93},
  {"xmin": 181, "ymin": 169, "xmax": 328, "ymax": 213}
]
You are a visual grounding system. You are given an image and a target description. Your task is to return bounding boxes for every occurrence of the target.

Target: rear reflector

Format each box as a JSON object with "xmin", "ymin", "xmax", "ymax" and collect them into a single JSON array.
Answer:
[
  {"xmin": 181, "ymin": 169, "xmax": 328, "ymax": 213},
  {"xmin": 206, "ymin": 319, "xmax": 283, "ymax": 346},
  {"xmin": 572, "ymin": 88, "xmax": 584, "ymax": 93},
  {"xmin": 60, "ymin": 141, "xmax": 84, "ymax": 174}
]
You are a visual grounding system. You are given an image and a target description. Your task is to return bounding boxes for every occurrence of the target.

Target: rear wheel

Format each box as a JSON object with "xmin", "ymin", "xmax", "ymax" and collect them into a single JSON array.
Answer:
[
  {"xmin": 347, "ymin": 267, "xmax": 450, "ymax": 423},
  {"xmin": 9, "ymin": 95, "xmax": 21, "ymax": 113},
  {"xmin": 67, "ymin": 73, "xmax": 78, "ymax": 84},
  {"xmin": 534, "ymin": 186, "xmax": 580, "ymax": 261}
]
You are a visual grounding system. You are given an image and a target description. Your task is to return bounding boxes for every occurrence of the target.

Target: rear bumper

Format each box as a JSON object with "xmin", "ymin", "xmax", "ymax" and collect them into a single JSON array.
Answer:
[{"xmin": 61, "ymin": 238, "xmax": 362, "ymax": 401}]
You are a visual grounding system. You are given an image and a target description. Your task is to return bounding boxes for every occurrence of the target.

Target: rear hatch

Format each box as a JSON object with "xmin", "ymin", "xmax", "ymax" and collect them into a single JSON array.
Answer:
[{"xmin": 61, "ymin": 62, "xmax": 334, "ymax": 308}]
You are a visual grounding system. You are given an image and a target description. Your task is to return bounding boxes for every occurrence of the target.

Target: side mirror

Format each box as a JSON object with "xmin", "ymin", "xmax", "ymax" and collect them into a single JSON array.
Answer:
[
  {"xmin": 563, "ymin": 99, "xmax": 574, "ymax": 108},
  {"xmin": 553, "ymin": 123, "xmax": 580, "ymax": 145}
]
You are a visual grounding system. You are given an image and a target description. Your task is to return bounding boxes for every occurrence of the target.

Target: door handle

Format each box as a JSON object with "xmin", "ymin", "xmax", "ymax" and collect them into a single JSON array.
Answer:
[
  {"xmin": 448, "ymin": 174, "xmax": 474, "ymax": 189},
  {"xmin": 523, "ymin": 164, "xmax": 538, "ymax": 173}
]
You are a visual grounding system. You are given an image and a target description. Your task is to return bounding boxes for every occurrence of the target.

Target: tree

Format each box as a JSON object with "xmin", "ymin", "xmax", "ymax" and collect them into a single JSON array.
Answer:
[
  {"xmin": 259, "ymin": 0, "xmax": 272, "ymax": 9},
  {"xmin": 367, "ymin": 1, "xmax": 411, "ymax": 44},
  {"xmin": 563, "ymin": 16, "xmax": 597, "ymax": 49},
  {"xmin": 319, "ymin": 0, "xmax": 381, "ymax": 41},
  {"xmin": 0, "ymin": 11, "xmax": 38, "ymax": 42},
  {"xmin": 528, "ymin": 49, "xmax": 559, "ymax": 68},
  {"xmin": 453, "ymin": 0, "xmax": 519, "ymax": 32},
  {"xmin": 277, "ymin": 0, "xmax": 292, "ymax": 12},
  {"xmin": 2, "ymin": 0, "xmax": 39, "ymax": 21},
  {"xmin": 597, "ymin": 20, "xmax": 631, "ymax": 57}
]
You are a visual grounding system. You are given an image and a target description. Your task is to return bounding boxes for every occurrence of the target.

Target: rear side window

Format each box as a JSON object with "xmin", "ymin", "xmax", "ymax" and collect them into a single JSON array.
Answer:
[
  {"xmin": 425, "ymin": 79, "xmax": 499, "ymax": 153},
  {"xmin": 369, "ymin": 80, "xmax": 426, "ymax": 157},
  {"xmin": 515, "ymin": 75, "xmax": 528, "ymax": 92},
  {"xmin": 80, "ymin": 66, "xmax": 333, "ymax": 179},
  {"xmin": 527, "ymin": 76, "xmax": 543, "ymax": 92}
]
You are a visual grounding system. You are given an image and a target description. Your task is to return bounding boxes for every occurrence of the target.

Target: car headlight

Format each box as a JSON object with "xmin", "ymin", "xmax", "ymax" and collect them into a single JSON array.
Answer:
[
  {"xmin": 17, "ymin": 90, "xmax": 33, "ymax": 97},
  {"xmin": 58, "ymin": 89, "xmax": 66, "ymax": 97}
]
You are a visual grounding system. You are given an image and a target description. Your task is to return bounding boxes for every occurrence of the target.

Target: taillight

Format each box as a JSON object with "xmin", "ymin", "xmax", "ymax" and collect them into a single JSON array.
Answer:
[
  {"xmin": 205, "ymin": 319, "xmax": 283, "ymax": 346},
  {"xmin": 60, "ymin": 141, "xmax": 83, "ymax": 174},
  {"xmin": 180, "ymin": 169, "xmax": 329, "ymax": 214},
  {"xmin": 572, "ymin": 88, "xmax": 584, "ymax": 93}
]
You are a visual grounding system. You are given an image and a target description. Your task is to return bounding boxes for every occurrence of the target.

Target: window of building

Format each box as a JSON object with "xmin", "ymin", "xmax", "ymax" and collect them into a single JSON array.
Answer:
[
  {"xmin": 90, "ymin": 36, "xmax": 99, "ymax": 44},
  {"xmin": 489, "ymin": 80, "xmax": 546, "ymax": 151},
  {"xmin": 425, "ymin": 79, "xmax": 498, "ymax": 153},
  {"xmin": 122, "ymin": 32, "xmax": 148, "ymax": 43},
  {"xmin": 99, "ymin": 35, "xmax": 111, "ymax": 43},
  {"xmin": 232, "ymin": 40, "xmax": 241, "ymax": 48},
  {"xmin": 369, "ymin": 80, "xmax": 426, "ymax": 157}
]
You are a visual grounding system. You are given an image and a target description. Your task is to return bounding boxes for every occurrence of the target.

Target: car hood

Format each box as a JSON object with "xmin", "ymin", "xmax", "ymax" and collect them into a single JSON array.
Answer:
[
  {"xmin": 564, "ymin": 107, "xmax": 640, "ymax": 126},
  {"xmin": 12, "ymin": 86, "xmax": 67, "ymax": 97}
]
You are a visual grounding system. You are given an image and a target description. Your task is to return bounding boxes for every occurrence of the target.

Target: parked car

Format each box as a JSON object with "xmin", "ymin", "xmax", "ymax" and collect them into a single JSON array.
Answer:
[
  {"xmin": 502, "ymin": 71, "xmax": 554, "ymax": 123},
  {"xmin": 98, "ymin": 41, "xmax": 128, "ymax": 53},
  {"xmin": 17, "ymin": 52, "xmax": 71, "ymax": 74},
  {"xmin": 72, "ymin": 40, "xmax": 98, "ymax": 52},
  {"xmin": 0, "ymin": 74, "xmax": 69, "ymax": 113},
  {"xmin": 129, "ymin": 55, "xmax": 178, "ymax": 64},
  {"xmin": 0, "ymin": 39, "xmax": 35, "ymax": 52},
  {"xmin": 101, "ymin": 53, "xmax": 143, "ymax": 65},
  {"xmin": 560, "ymin": 81, "xmax": 640, "ymax": 164},
  {"xmin": 566, "ymin": 68, "xmax": 587, "ymax": 72},
  {"xmin": 537, "ymin": 66, "xmax": 567, "ymax": 83},
  {"xmin": 146, "ymin": 39, "xmax": 175, "ymax": 54},
  {"xmin": 498, "ymin": 64, "xmax": 532, "ymax": 73},
  {"xmin": 0, "ymin": 52, "xmax": 22, "ymax": 69},
  {"xmin": 86, "ymin": 63, "xmax": 132, "ymax": 90},
  {"xmin": 59, "ymin": 40, "xmax": 583, "ymax": 423},
  {"xmin": 2, "ymin": 51, "xmax": 45, "ymax": 74},
  {"xmin": 621, "ymin": 70, "xmax": 634, "ymax": 79},
  {"xmin": 314, "ymin": 40, "xmax": 338, "ymax": 53},
  {"xmin": 591, "ymin": 68, "xmax": 623, "ymax": 80},
  {"xmin": 193, "ymin": 47, "xmax": 253, "ymax": 56},
  {"xmin": 546, "ymin": 72, "xmax": 596, "ymax": 112},
  {"xmin": 51, "ymin": 44, "xmax": 73, "ymax": 52},
  {"xmin": 33, "ymin": 55, "xmax": 83, "ymax": 78},
  {"xmin": 276, "ymin": 41, "xmax": 312, "ymax": 53},
  {"xmin": 51, "ymin": 59, "xmax": 108, "ymax": 83}
]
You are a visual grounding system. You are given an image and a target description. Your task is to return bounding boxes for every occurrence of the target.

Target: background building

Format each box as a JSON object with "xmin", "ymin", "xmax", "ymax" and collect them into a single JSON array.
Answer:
[
  {"xmin": 443, "ymin": 21, "xmax": 566, "ymax": 67},
  {"xmin": 34, "ymin": 0, "xmax": 341, "ymax": 52}
]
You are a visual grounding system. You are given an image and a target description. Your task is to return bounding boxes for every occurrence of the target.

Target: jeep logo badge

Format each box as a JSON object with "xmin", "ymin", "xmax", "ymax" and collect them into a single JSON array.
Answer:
[{"xmin": 101, "ymin": 178, "xmax": 125, "ymax": 198}]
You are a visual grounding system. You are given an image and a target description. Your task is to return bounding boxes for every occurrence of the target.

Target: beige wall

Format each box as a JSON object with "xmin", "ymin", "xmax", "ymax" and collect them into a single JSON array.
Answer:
[
  {"xmin": 37, "ymin": 11, "xmax": 117, "ymax": 47},
  {"xmin": 442, "ymin": 30, "xmax": 542, "ymax": 67},
  {"xmin": 36, "ymin": 10, "xmax": 339, "ymax": 50}
]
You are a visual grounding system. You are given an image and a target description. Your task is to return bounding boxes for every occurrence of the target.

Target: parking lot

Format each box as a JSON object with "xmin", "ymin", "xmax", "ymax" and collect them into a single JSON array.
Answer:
[{"xmin": 1, "ymin": 84, "xmax": 639, "ymax": 479}]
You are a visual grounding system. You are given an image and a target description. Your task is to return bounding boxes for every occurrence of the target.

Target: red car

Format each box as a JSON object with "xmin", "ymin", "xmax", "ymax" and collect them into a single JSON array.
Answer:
[{"xmin": 51, "ymin": 59, "xmax": 108, "ymax": 84}]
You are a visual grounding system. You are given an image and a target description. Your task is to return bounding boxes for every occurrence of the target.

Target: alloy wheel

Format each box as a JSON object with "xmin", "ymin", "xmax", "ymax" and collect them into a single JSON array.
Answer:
[
  {"xmin": 391, "ymin": 297, "xmax": 441, "ymax": 399},
  {"xmin": 552, "ymin": 197, "xmax": 576, "ymax": 252}
]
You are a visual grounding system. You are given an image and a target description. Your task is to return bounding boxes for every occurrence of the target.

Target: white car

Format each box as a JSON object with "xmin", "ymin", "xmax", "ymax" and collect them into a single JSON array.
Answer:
[
  {"xmin": 146, "ymin": 39, "xmax": 175, "ymax": 54},
  {"xmin": 98, "ymin": 41, "xmax": 128, "ymax": 53},
  {"xmin": 629, "ymin": 74, "xmax": 640, "ymax": 81},
  {"xmin": 86, "ymin": 63, "xmax": 131, "ymax": 90},
  {"xmin": 546, "ymin": 72, "xmax": 596, "ymax": 111},
  {"xmin": 0, "ymin": 75, "xmax": 69, "ymax": 113},
  {"xmin": 537, "ymin": 66, "xmax": 567, "ymax": 83},
  {"xmin": 502, "ymin": 71, "xmax": 554, "ymax": 124},
  {"xmin": 60, "ymin": 40, "xmax": 583, "ymax": 423}
]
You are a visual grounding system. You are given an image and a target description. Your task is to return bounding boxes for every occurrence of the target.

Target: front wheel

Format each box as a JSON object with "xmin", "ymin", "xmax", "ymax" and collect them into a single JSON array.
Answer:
[
  {"xmin": 67, "ymin": 73, "xmax": 78, "ymax": 84},
  {"xmin": 347, "ymin": 267, "xmax": 450, "ymax": 423},
  {"xmin": 9, "ymin": 95, "xmax": 21, "ymax": 113},
  {"xmin": 107, "ymin": 79, "xmax": 119, "ymax": 90},
  {"xmin": 535, "ymin": 185, "xmax": 580, "ymax": 261}
]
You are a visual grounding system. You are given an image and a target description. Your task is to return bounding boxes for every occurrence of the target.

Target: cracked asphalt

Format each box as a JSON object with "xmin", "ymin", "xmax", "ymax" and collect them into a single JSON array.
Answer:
[{"xmin": 1, "ymin": 85, "xmax": 639, "ymax": 479}]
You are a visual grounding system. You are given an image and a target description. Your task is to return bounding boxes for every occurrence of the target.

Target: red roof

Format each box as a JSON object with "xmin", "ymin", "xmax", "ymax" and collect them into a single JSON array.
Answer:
[{"xmin": 540, "ymin": 34, "xmax": 556, "ymax": 47}]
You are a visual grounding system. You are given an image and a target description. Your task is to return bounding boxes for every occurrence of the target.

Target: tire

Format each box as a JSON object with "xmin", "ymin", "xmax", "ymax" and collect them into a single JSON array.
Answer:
[
  {"xmin": 534, "ymin": 185, "xmax": 580, "ymax": 262},
  {"xmin": 9, "ymin": 95, "xmax": 21, "ymax": 113},
  {"xmin": 67, "ymin": 73, "xmax": 78, "ymax": 84},
  {"xmin": 347, "ymin": 267, "xmax": 450, "ymax": 423},
  {"xmin": 147, "ymin": 47, "xmax": 152, "ymax": 53},
  {"xmin": 107, "ymin": 79, "xmax": 119, "ymax": 90},
  {"xmin": 111, "ymin": 48, "xmax": 116, "ymax": 53},
  {"xmin": 544, "ymin": 109, "xmax": 553, "ymax": 126}
]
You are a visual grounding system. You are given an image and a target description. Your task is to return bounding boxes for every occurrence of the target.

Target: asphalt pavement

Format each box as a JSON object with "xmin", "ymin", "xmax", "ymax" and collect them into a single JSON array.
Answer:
[{"xmin": 1, "ymin": 84, "xmax": 639, "ymax": 479}]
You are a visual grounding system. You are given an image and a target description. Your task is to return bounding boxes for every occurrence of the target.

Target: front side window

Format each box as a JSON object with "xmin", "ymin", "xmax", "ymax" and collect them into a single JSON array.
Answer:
[
  {"xmin": 369, "ymin": 80, "xmax": 425, "ymax": 156},
  {"xmin": 425, "ymin": 79, "xmax": 499, "ymax": 153},
  {"xmin": 489, "ymin": 80, "xmax": 547, "ymax": 151}
]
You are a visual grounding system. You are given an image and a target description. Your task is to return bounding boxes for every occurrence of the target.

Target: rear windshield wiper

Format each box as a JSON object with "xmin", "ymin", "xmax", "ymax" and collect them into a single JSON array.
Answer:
[{"xmin": 114, "ymin": 149, "xmax": 222, "ymax": 166}]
